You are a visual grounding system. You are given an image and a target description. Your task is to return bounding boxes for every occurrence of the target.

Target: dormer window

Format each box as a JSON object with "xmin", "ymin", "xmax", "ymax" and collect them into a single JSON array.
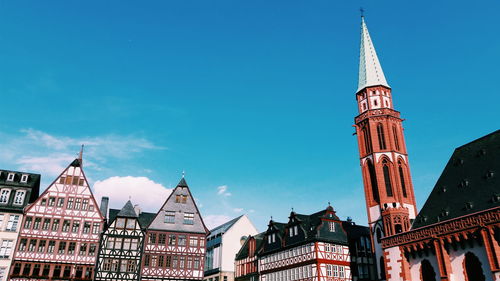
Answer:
[
  {"xmin": 328, "ymin": 222, "xmax": 335, "ymax": 232},
  {"xmin": 0, "ymin": 189, "xmax": 11, "ymax": 204},
  {"xmin": 13, "ymin": 190, "xmax": 26, "ymax": 205},
  {"xmin": 7, "ymin": 173, "xmax": 15, "ymax": 182},
  {"xmin": 20, "ymin": 174, "xmax": 28, "ymax": 183}
]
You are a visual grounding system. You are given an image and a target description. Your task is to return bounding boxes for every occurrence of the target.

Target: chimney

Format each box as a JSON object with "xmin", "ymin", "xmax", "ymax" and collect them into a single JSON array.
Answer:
[
  {"xmin": 100, "ymin": 197, "xmax": 109, "ymax": 219},
  {"xmin": 134, "ymin": 204, "xmax": 141, "ymax": 215}
]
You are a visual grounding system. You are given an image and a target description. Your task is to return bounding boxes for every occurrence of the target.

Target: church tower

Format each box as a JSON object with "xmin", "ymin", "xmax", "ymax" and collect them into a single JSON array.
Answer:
[{"xmin": 353, "ymin": 17, "xmax": 418, "ymax": 279}]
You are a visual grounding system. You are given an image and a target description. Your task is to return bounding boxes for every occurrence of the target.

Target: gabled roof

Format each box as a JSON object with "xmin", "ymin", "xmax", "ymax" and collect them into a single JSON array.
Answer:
[
  {"xmin": 235, "ymin": 232, "xmax": 266, "ymax": 260},
  {"xmin": 147, "ymin": 177, "xmax": 209, "ymax": 234},
  {"xmin": 108, "ymin": 208, "xmax": 156, "ymax": 229},
  {"xmin": 357, "ymin": 17, "xmax": 390, "ymax": 93},
  {"xmin": 208, "ymin": 215, "xmax": 243, "ymax": 238},
  {"xmin": 117, "ymin": 200, "xmax": 138, "ymax": 218},
  {"xmin": 412, "ymin": 130, "xmax": 500, "ymax": 229}
]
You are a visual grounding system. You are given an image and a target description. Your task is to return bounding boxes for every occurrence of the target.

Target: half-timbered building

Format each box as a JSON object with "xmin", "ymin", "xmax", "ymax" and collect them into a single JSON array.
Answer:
[
  {"xmin": 142, "ymin": 177, "xmax": 209, "ymax": 281},
  {"xmin": 95, "ymin": 200, "xmax": 155, "ymax": 281},
  {"xmin": 259, "ymin": 206, "xmax": 353, "ymax": 281},
  {"xmin": 0, "ymin": 169, "xmax": 40, "ymax": 281},
  {"xmin": 235, "ymin": 233, "xmax": 264, "ymax": 281},
  {"xmin": 9, "ymin": 155, "xmax": 105, "ymax": 280}
]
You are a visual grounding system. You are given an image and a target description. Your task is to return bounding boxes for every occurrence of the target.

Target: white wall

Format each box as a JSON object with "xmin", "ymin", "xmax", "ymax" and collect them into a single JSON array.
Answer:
[
  {"xmin": 221, "ymin": 215, "xmax": 258, "ymax": 272},
  {"xmin": 449, "ymin": 245, "xmax": 493, "ymax": 281},
  {"xmin": 409, "ymin": 252, "xmax": 440, "ymax": 281}
]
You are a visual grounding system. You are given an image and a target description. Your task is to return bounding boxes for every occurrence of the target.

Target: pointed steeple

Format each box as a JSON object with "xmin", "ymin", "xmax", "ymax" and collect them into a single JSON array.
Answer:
[
  {"xmin": 357, "ymin": 17, "xmax": 390, "ymax": 93},
  {"xmin": 117, "ymin": 200, "xmax": 138, "ymax": 218}
]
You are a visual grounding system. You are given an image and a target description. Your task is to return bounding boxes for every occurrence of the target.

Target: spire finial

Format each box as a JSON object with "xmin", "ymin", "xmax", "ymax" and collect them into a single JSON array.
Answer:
[
  {"xmin": 328, "ymin": 201, "xmax": 331, "ymax": 206},
  {"xmin": 360, "ymin": 7, "xmax": 364, "ymax": 18},
  {"xmin": 182, "ymin": 170, "xmax": 185, "ymax": 178},
  {"xmin": 78, "ymin": 144, "xmax": 84, "ymax": 160}
]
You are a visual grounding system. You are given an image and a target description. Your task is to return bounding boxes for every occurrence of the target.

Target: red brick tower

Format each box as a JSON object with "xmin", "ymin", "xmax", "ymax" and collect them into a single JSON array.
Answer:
[{"xmin": 353, "ymin": 17, "xmax": 418, "ymax": 280}]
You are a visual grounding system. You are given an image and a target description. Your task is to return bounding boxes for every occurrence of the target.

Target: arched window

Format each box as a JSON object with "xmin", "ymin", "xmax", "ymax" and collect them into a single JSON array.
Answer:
[
  {"xmin": 376, "ymin": 228, "xmax": 382, "ymax": 243},
  {"xmin": 367, "ymin": 160, "xmax": 379, "ymax": 203},
  {"xmin": 393, "ymin": 125, "xmax": 400, "ymax": 151},
  {"xmin": 398, "ymin": 161, "xmax": 408, "ymax": 198},
  {"xmin": 421, "ymin": 259, "xmax": 436, "ymax": 281},
  {"xmin": 395, "ymin": 224, "xmax": 403, "ymax": 234},
  {"xmin": 382, "ymin": 160, "xmax": 393, "ymax": 197},
  {"xmin": 362, "ymin": 127, "xmax": 372, "ymax": 154},
  {"xmin": 464, "ymin": 252, "xmax": 486, "ymax": 281},
  {"xmin": 379, "ymin": 257, "xmax": 386, "ymax": 280},
  {"xmin": 377, "ymin": 124, "xmax": 387, "ymax": 150}
]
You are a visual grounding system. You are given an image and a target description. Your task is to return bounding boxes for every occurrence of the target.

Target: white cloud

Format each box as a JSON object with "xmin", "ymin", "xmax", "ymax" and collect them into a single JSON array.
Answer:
[
  {"xmin": 233, "ymin": 208, "xmax": 244, "ymax": 213},
  {"xmin": 93, "ymin": 176, "xmax": 172, "ymax": 213},
  {"xmin": 217, "ymin": 185, "xmax": 231, "ymax": 197},
  {"xmin": 203, "ymin": 214, "xmax": 232, "ymax": 229}
]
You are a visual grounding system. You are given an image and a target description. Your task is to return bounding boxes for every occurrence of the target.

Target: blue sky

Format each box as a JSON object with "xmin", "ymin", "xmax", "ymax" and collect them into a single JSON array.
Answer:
[{"xmin": 0, "ymin": 0, "xmax": 499, "ymax": 230}]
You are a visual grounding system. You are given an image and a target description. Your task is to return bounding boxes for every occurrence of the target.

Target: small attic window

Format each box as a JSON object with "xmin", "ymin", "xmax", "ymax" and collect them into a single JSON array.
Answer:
[
  {"xmin": 478, "ymin": 149, "xmax": 486, "ymax": 156},
  {"xmin": 459, "ymin": 180, "xmax": 469, "ymax": 188},
  {"xmin": 20, "ymin": 174, "xmax": 29, "ymax": 183},
  {"xmin": 440, "ymin": 209, "xmax": 449, "ymax": 217},
  {"xmin": 486, "ymin": 171, "xmax": 494, "ymax": 179},
  {"xmin": 465, "ymin": 202, "xmax": 474, "ymax": 210},
  {"xmin": 492, "ymin": 194, "xmax": 500, "ymax": 203},
  {"xmin": 7, "ymin": 173, "xmax": 15, "ymax": 182},
  {"xmin": 440, "ymin": 186, "xmax": 447, "ymax": 193},
  {"xmin": 454, "ymin": 158, "xmax": 464, "ymax": 166}
]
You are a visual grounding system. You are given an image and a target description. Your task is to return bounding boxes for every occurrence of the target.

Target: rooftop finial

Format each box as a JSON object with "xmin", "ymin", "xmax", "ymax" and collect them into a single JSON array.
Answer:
[
  {"xmin": 182, "ymin": 170, "xmax": 185, "ymax": 178},
  {"xmin": 78, "ymin": 144, "xmax": 84, "ymax": 160},
  {"xmin": 328, "ymin": 201, "xmax": 331, "ymax": 206},
  {"xmin": 360, "ymin": 7, "xmax": 364, "ymax": 18}
]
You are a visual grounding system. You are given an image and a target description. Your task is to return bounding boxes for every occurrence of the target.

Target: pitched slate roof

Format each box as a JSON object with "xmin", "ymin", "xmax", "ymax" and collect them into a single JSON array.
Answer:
[
  {"xmin": 117, "ymin": 200, "xmax": 138, "ymax": 218},
  {"xmin": 108, "ymin": 208, "xmax": 156, "ymax": 229},
  {"xmin": 357, "ymin": 17, "xmax": 390, "ymax": 93},
  {"xmin": 208, "ymin": 215, "xmax": 243, "ymax": 239},
  {"xmin": 235, "ymin": 232, "xmax": 265, "ymax": 260},
  {"xmin": 412, "ymin": 130, "xmax": 500, "ymax": 229}
]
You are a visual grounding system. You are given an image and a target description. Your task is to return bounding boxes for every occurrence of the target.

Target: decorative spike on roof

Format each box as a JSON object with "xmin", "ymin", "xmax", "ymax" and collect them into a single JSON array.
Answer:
[
  {"xmin": 177, "ymin": 177, "xmax": 188, "ymax": 188},
  {"xmin": 117, "ymin": 200, "xmax": 138, "ymax": 218},
  {"xmin": 357, "ymin": 17, "xmax": 390, "ymax": 93}
]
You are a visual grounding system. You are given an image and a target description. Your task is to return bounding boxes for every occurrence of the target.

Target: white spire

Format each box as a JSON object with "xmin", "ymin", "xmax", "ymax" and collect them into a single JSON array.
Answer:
[{"xmin": 357, "ymin": 17, "xmax": 389, "ymax": 93}]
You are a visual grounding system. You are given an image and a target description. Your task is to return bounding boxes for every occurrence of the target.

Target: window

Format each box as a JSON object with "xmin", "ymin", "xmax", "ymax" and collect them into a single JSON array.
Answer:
[
  {"xmin": 187, "ymin": 257, "xmax": 192, "ymax": 269},
  {"xmin": 144, "ymin": 255, "xmax": 151, "ymax": 267},
  {"xmin": 13, "ymin": 190, "xmax": 26, "ymax": 205},
  {"xmin": 67, "ymin": 197, "xmax": 74, "ymax": 209},
  {"xmin": 123, "ymin": 238, "xmax": 131, "ymax": 250},
  {"xmin": 398, "ymin": 162, "xmax": 408, "ymax": 198},
  {"xmin": 37, "ymin": 240, "xmax": 46, "ymax": 252},
  {"xmin": 166, "ymin": 256, "xmax": 172, "ymax": 268},
  {"xmin": 59, "ymin": 177, "xmax": 66, "ymax": 184},
  {"xmin": 130, "ymin": 239, "xmax": 138, "ymax": 250},
  {"xmin": 57, "ymin": 198, "xmax": 65, "ymax": 207},
  {"xmin": 48, "ymin": 197, "xmax": 56, "ymax": 206},
  {"xmin": 183, "ymin": 213, "xmax": 194, "ymax": 225},
  {"xmin": 326, "ymin": 264, "xmax": 332, "ymax": 276},
  {"xmin": 179, "ymin": 256, "xmax": 185, "ymax": 268},
  {"xmin": 116, "ymin": 218, "xmax": 125, "ymax": 228},
  {"xmin": 168, "ymin": 235, "xmax": 176, "ymax": 246},
  {"xmin": 28, "ymin": 239, "xmax": 37, "ymax": 251},
  {"xmin": 377, "ymin": 123, "xmax": 387, "ymax": 150},
  {"xmin": 58, "ymin": 241, "xmax": 67, "ymax": 254},
  {"xmin": 158, "ymin": 234, "xmax": 166, "ymax": 244},
  {"xmin": 175, "ymin": 195, "xmax": 181, "ymax": 203},
  {"xmin": 89, "ymin": 244, "xmax": 96, "ymax": 255},
  {"xmin": 92, "ymin": 223, "xmax": 100, "ymax": 234},
  {"xmin": 33, "ymin": 217, "xmax": 41, "ymax": 229},
  {"xmin": 149, "ymin": 233, "xmax": 157, "ymax": 244},
  {"xmin": 41, "ymin": 198, "xmax": 47, "ymax": 206},
  {"xmin": 42, "ymin": 218, "xmax": 51, "ymax": 230},
  {"xmin": 53, "ymin": 265, "xmax": 62, "ymax": 278},
  {"xmin": 181, "ymin": 195, "xmax": 187, "ymax": 203},
  {"xmin": 18, "ymin": 239, "xmax": 27, "ymax": 251},
  {"xmin": 393, "ymin": 125, "xmax": 400, "ymax": 151},
  {"xmin": 24, "ymin": 216, "xmax": 32, "ymax": 229},
  {"xmin": 82, "ymin": 199, "xmax": 89, "ymax": 210},
  {"xmin": 333, "ymin": 265, "xmax": 339, "ymax": 277},
  {"xmin": 172, "ymin": 256, "xmax": 178, "ymax": 268},
  {"xmin": 126, "ymin": 260, "xmax": 136, "ymax": 272},
  {"xmin": 189, "ymin": 236, "xmax": 198, "ymax": 247},
  {"xmin": 0, "ymin": 240, "xmax": 13, "ymax": 258},
  {"xmin": 164, "ymin": 211, "xmax": 175, "ymax": 223},
  {"xmin": 72, "ymin": 221, "xmax": 80, "ymax": 233},
  {"xmin": 6, "ymin": 173, "xmax": 14, "ymax": 182},
  {"xmin": 328, "ymin": 222, "xmax": 335, "ymax": 232},
  {"xmin": 72, "ymin": 176, "xmax": 80, "ymax": 186},
  {"xmin": 6, "ymin": 215, "xmax": 19, "ymax": 231},
  {"xmin": 194, "ymin": 258, "xmax": 200, "ymax": 269},
  {"xmin": 62, "ymin": 220, "xmax": 71, "ymax": 232},
  {"xmin": 68, "ymin": 242, "xmax": 76, "ymax": 255},
  {"xmin": 0, "ymin": 189, "xmax": 10, "ymax": 204},
  {"xmin": 22, "ymin": 263, "xmax": 31, "ymax": 276},
  {"xmin": 52, "ymin": 219, "xmax": 60, "ymax": 231},
  {"xmin": 74, "ymin": 198, "xmax": 81, "ymax": 209},
  {"xmin": 83, "ymin": 222, "xmax": 91, "ymax": 234},
  {"xmin": 367, "ymin": 160, "xmax": 379, "ymax": 203},
  {"xmin": 382, "ymin": 160, "xmax": 393, "ymax": 197},
  {"xmin": 339, "ymin": 266, "xmax": 345, "ymax": 278},
  {"xmin": 42, "ymin": 265, "xmax": 50, "ymax": 277},
  {"xmin": 79, "ymin": 243, "xmax": 87, "ymax": 255},
  {"xmin": 120, "ymin": 260, "xmax": 127, "ymax": 272},
  {"xmin": 178, "ymin": 235, "xmax": 186, "ymax": 246},
  {"xmin": 47, "ymin": 241, "xmax": 55, "ymax": 253},
  {"xmin": 0, "ymin": 267, "xmax": 6, "ymax": 280},
  {"xmin": 362, "ymin": 127, "xmax": 372, "ymax": 154},
  {"xmin": 126, "ymin": 218, "xmax": 135, "ymax": 229}
]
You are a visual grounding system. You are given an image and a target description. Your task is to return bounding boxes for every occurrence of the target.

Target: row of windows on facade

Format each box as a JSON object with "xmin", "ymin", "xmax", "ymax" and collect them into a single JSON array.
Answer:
[
  {"xmin": 59, "ymin": 175, "xmax": 85, "ymax": 186},
  {"xmin": 17, "ymin": 238, "xmax": 97, "ymax": 256},
  {"xmin": 39, "ymin": 196, "xmax": 95, "ymax": 211},
  {"xmin": 105, "ymin": 237, "xmax": 141, "ymax": 251},
  {"xmin": 0, "ymin": 189, "xmax": 26, "ymax": 205},
  {"xmin": 0, "ymin": 214, "xmax": 20, "ymax": 232},
  {"xmin": 143, "ymin": 254, "xmax": 201, "ymax": 269},
  {"xmin": 0, "ymin": 172, "xmax": 30, "ymax": 183},
  {"xmin": 24, "ymin": 216, "xmax": 101, "ymax": 234},
  {"xmin": 359, "ymin": 90, "xmax": 391, "ymax": 100},
  {"xmin": 11, "ymin": 263, "xmax": 93, "ymax": 279},
  {"xmin": 236, "ymin": 260, "xmax": 257, "ymax": 277},
  {"xmin": 268, "ymin": 221, "xmax": 335, "ymax": 245},
  {"xmin": 362, "ymin": 123, "xmax": 401, "ymax": 153},
  {"xmin": 101, "ymin": 259, "xmax": 138, "ymax": 273},
  {"xmin": 175, "ymin": 194, "xmax": 189, "ymax": 204},
  {"xmin": 164, "ymin": 211, "xmax": 195, "ymax": 225},
  {"xmin": 261, "ymin": 264, "xmax": 346, "ymax": 281},
  {"xmin": 367, "ymin": 158, "xmax": 409, "ymax": 202},
  {"xmin": 147, "ymin": 232, "xmax": 204, "ymax": 248},
  {"xmin": 261, "ymin": 243, "xmax": 344, "ymax": 265}
]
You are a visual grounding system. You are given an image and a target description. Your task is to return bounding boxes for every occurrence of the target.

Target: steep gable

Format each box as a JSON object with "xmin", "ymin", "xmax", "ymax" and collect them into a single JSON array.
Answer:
[{"xmin": 147, "ymin": 177, "xmax": 208, "ymax": 234}]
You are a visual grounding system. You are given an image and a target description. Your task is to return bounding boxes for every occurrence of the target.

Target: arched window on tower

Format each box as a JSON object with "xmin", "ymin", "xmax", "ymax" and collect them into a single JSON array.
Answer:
[
  {"xmin": 367, "ymin": 160, "xmax": 379, "ymax": 203},
  {"xmin": 421, "ymin": 259, "xmax": 437, "ymax": 281},
  {"xmin": 393, "ymin": 125, "xmax": 400, "ymax": 151},
  {"xmin": 362, "ymin": 127, "xmax": 372, "ymax": 154},
  {"xmin": 377, "ymin": 124, "xmax": 387, "ymax": 150},
  {"xmin": 464, "ymin": 252, "xmax": 486, "ymax": 281},
  {"xmin": 398, "ymin": 161, "xmax": 408, "ymax": 198},
  {"xmin": 382, "ymin": 160, "xmax": 393, "ymax": 197}
]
